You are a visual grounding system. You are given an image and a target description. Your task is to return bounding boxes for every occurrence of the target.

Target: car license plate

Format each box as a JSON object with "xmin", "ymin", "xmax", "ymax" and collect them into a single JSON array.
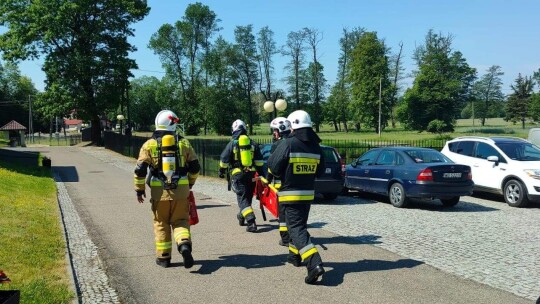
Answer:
[
  {"xmin": 325, "ymin": 168, "xmax": 332, "ymax": 174},
  {"xmin": 443, "ymin": 173, "xmax": 461, "ymax": 178}
]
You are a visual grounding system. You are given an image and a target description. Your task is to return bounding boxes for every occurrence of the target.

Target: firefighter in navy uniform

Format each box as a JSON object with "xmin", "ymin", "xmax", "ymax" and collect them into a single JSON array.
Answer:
[
  {"xmin": 262, "ymin": 117, "xmax": 292, "ymax": 247},
  {"xmin": 134, "ymin": 110, "xmax": 200, "ymax": 269},
  {"xmin": 219, "ymin": 119, "xmax": 264, "ymax": 233},
  {"xmin": 267, "ymin": 110, "xmax": 326, "ymax": 284}
]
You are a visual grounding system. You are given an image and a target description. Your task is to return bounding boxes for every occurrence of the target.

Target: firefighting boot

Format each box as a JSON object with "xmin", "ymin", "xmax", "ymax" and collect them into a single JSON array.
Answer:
[
  {"xmin": 179, "ymin": 244, "xmax": 194, "ymax": 269},
  {"xmin": 287, "ymin": 254, "xmax": 301, "ymax": 267},
  {"xmin": 155, "ymin": 258, "xmax": 171, "ymax": 268},
  {"xmin": 305, "ymin": 264, "xmax": 325, "ymax": 284},
  {"xmin": 237, "ymin": 213, "xmax": 246, "ymax": 226},
  {"xmin": 246, "ymin": 220, "xmax": 257, "ymax": 233}
]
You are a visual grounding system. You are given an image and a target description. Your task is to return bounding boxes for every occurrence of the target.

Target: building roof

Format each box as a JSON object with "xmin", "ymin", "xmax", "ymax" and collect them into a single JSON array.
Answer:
[
  {"xmin": 64, "ymin": 119, "xmax": 83, "ymax": 125},
  {"xmin": 0, "ymin": 120, "xmax": 27, "ymax": 131}
]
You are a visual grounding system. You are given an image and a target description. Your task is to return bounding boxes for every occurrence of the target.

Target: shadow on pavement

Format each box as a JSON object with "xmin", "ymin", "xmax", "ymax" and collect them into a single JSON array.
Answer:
[
  {"xmin": 195, "ymin": 204, "xmax": 229, "ymax": 210},
  {"xmin": 321, "ymin": 258, "xmax": 424, "ymax": 286},
  {"xmin": 53, "ymin": 166, "xmax": 79, "ymax": 182},
  {"xmin": 313, "ymin": 234, "xmax": 382, "ymax": 247},
  {"xmin": 192, "ymin": 253, "xmax": 287, "ymax": 274}
]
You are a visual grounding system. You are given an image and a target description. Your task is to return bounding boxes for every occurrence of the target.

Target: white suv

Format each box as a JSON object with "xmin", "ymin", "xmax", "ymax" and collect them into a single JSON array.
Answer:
[{"xmin": 441, "ymin": 136, "xmax": 540, "ymax": 207}]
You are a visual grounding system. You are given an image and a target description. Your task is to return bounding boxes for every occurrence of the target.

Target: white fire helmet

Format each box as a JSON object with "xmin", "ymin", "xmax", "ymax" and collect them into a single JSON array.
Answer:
[
  {"xmin": 231, "ymin": 119, "xmax": 246, "ymax": 133},
  {"xmin": 287, "ymin": 110, "xmax": 312, "ymax": 129},
  {"xmin": 155, "ymin": 110, "xmax": 179, "ymax": 132},
  {"xmin": 270, "ymin": 117, "xmax": 291, "ymax": 134}
]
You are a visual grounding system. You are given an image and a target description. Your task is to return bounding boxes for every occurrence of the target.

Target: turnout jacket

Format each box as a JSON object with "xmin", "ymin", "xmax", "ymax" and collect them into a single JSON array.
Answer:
[
  {"xmin": 267, "ymin": 128, "xmax": 325, "ymax": 203},
  {"xmin": 134, "ymin": 131, "xmax": 200, "ymax": 196},
  {"xmin": 219, "ymin": 131, "xmax": 264, "ymax": 176}
]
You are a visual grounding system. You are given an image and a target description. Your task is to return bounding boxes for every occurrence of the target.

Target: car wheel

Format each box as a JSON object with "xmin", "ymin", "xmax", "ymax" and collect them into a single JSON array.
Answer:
[
  {"xmin": 441, "ymin": 196, "xmax": 460, "ymax": 207},
  {"xmin": 323, "ymin": 193, "xmax": 338, "ymax": 200},
  {"xmin": 504, "ymin": 179, "xmax": 529, "ymax": 207},
  {"xmin": 389, "ymin": 183, "xmax": 408, "ymax": 208}
]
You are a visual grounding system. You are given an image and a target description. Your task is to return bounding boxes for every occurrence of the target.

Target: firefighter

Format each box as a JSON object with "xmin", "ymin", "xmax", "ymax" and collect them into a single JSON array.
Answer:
[
  {"xmin": 263, "ymin": 117, "xmax": 292, "ymax": 247},
  {"xmin": 219, "ymin": 119, "xmax": 264, "ymax": 233},
  {"xmin": 267, "ymin": 110, "xmax": 326, "ymax": 284},
  {"xmin": 134, "ymin": 110, "xmax": 200, "ymax": 269}
]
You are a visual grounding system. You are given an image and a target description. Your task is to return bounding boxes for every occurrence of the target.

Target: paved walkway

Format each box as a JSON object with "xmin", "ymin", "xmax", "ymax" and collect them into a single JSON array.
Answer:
[{"xmin": 36, "ymin": 146, "xmax": 535, "ymax": 303}]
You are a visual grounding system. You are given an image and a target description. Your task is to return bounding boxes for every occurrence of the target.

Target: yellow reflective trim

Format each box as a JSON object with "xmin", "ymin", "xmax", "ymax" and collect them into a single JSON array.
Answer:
[
  {"xmin": 219, "ymin": 161, "xmax": 228, "ymax": 168},
  {"xmin": 242, "ymin": 208, "xmax": 254, "ymax": 217},
  {"xmin": 156, "ymin": 242, "xmax": 172, "ymax": 250},
  {"xmin": 174, "ymin": 230, "xmax": 191, "ymax": 242},
  {"xmin": 279, "ymin": 226, "xmax": 288, "ymax": 232},
  {"xmin": 268, "ymin": 185, "xmax": 278, "ymax": 193},
  {"xmin": 134, "ymin": 177, "xmax": 145, "ymax": 185},
  {"xmin": 150, "ymin": 180, "xmax": 162, "ymax": 187},
  {"xmin": 278, "ymin": 195, "xmax": 315, "ymax": 202},
  {"xmin": 177, "ymin": 178, "xmax": 189, "ymax": 185},
  {"xmin": 274, "ymin": 183, "xmax": 281, "ymax": 189},
  {"xmin": 288, "ymin": 246, "xmax": 299, "ymax": 254},
  {"xmin": 300, "ymin": 247, "xmax": 318, "ymax": 261},
  {"xmin": 289, "ymin": 157, "xmax": 320, "ymax": 163},
  {"xmin": 254, "ymin": 160, "xmax": 264, "ymax": 166},
  {"xmin": 231, "ymin": 168, "xmax": 241, "ymax": 175}
]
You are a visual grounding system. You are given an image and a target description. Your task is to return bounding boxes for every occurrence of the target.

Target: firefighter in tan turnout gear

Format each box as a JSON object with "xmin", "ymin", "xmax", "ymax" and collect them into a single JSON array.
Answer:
[
  {"xmin": 219, "ymin": 119, "xmax": 264, "ymax": 232},
  {"xmin": 267, "ymin": 110, "xmax": 326, "ymax": 284},
  {"xmin": 134, "ymin": 110, "xmax": 200, "ymax": 268}
]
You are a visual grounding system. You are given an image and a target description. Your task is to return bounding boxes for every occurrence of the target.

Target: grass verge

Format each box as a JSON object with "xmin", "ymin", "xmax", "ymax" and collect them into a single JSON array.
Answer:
[{"xmin": 0, "ymin": 160, "xmax": 74, "ymax": 303}]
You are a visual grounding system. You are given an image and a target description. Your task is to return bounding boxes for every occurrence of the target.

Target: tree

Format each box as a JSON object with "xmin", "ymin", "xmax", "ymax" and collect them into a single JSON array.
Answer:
[
  {"xmin": 0, "ymin": 61, "xmax": 38, "ymax": 128},
  {"xmin": 348, "ymin": 31, "xmax": 391, "ymax": 133},
  {"xmin": 229, "ymin": 25, "xmax": 259, "ymax": 135},
  {"xmin": 398, "ymin": 30, "xmax": 476, "ymax": 132},
  {"xmin": 505, "ymin": 73, "xmax": 534, "ymax": 129},
  {"xmin": 472, "ymin": 65, "xmax": 505, "ymax": 126},
  {"xmin": 326, "ymin": 27, "xmax": 365, "ymax": 132},
  {"xmin": 388, "ymin": 41, "xmax": 404, "ymax": 128},
  {"xmin": 149, "ymin": 2, "xmax": 220, "ymax": 135},
  {"xmin": 257, "ymin": 26, "xmax": 278, "ymax": 102},
  {"xmin": 128, "ymin": 76, "xmax": 163, "ymax": 131},
  {"xmin": 0, "ymin": 0, "xmax": 150, "ymax": 143},
  {"xmin": 282, "ymin": 30, "xmax": 307, "ymax": 110},
  {"xmin": 304, "ymin": 28, "xmax": 325, "ymax": 132}
]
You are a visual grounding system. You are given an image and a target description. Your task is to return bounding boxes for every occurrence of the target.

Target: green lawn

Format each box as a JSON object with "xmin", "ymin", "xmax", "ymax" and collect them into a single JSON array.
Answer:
[{"xmin": 0, "ymin": 160, "xmax": 74, "ymax": 303}]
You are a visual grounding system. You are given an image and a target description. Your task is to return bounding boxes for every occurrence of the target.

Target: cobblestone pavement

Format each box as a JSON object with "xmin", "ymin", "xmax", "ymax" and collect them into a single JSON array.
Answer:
[
  {"xmin": 55, "ymin": 173, "xmax": 120, "ymax": 304},
  {"xmin": 76, "ymin": 147, "xmax": 540, "ymax": 301}
]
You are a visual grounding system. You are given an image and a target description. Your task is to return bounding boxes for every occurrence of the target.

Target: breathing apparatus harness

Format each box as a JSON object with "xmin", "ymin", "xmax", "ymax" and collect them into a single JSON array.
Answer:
[{"xmin": 150, "ymin": 133, "xmax": 188, "ymax": 189}]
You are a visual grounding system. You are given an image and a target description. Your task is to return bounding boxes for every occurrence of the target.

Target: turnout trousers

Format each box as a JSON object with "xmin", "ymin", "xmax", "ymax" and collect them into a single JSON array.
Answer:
[
  {"xmin": 231, "ymin": 171, "xmax": 256, "ymax": 223},
  {"xmin": 284, "ymin": 202, "xmax": 322, "ymax": 270},
  {"xmin": 278, "ymin": 202, "xmax": 290, "ymax": 244},
  {"xmin": 150, "ymin": 184, "xmax": 191, "ymax": 262}
]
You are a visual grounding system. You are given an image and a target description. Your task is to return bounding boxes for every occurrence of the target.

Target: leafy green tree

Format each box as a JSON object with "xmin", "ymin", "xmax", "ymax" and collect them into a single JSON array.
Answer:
[
  {"xmin": 398, "ymin": 30, "xmax": 476, "ymax": 132},
  {"xmin": 472, "ymin": 65, "xmax": 505, "ymax": 126},
  {"xmin": 149, "ymin": 2, "xmax": 220, "ymax": 135},
  {"xmin": 326, "ymin": 27, "xmax": 365, "ymax": 132},
  {"xmin": 348, "ymin": 31, "xmax": 391, "ymax": 133},
  {"xmin": 505, "ymin": 74, "xmax": 534, "ymax": 128},
  {"xmin": 228, "ymin": 25, "xmax": 259, "ymax": 135},
  {"xmin": 304, "ymin": 27, "xmax": 325, "ymax": 132},
  {"xmin": 282, "ymin": 30, "xmax": 307, "ymax": 110},
  {"xmin": 128, "ymin": 76, "xmax": 163, "ymax": 131},
  {"xmin": 0, "ymin": 0, "xmax": 149, "ymax": 143},
  {"xmin": 0, "ymin": 61, "xmax": 38, "ymax": 127}
]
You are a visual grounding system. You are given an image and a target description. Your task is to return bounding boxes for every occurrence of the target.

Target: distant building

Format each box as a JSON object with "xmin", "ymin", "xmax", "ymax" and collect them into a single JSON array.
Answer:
[{"xmin": 64, "ymin": 119, "xmax": 83, "ymax": 132}]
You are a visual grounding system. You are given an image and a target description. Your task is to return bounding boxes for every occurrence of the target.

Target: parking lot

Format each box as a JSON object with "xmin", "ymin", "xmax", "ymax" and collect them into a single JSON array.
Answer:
[{"xmin": 308, "ymin": 192, "xmax": 540, "ymax": 301}]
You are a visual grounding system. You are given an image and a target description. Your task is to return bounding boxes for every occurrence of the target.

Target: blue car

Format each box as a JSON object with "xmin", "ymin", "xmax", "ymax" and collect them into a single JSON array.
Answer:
[{"xmin": 343, "ymin": 146, "xmax": 474, "ymax": 208}]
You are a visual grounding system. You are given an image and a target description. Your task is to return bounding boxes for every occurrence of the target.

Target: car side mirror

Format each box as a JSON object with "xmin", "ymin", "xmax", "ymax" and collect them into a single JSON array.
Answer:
[
  {"xmin": 351, "ymin": 159, "xmax": 358, "ymax": 167},
  {"xmin": 487, "ymin": 155, "xmax": 499, "ymax": 165}
]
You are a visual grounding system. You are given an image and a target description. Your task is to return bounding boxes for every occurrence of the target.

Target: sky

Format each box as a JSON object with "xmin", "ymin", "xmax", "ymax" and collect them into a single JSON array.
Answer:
[{"xmin": 9, "ymin": 0, "xmax": 540, "ymax": 95}]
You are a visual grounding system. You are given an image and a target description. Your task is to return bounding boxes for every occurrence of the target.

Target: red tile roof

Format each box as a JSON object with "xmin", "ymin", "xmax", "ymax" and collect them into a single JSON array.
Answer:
[
  {"xmin": 64, "ymin": 119, "xmax": 83, "ymax": 125},
  {"xmin": 0, "ymin": 120, "xmax": 27, "ymax": 131}
]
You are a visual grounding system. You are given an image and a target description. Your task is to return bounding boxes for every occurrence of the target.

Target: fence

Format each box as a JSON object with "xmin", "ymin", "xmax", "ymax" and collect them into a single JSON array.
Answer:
[
  {"xmin": 104, "ymin": 131, "xmax": 447, "ymax": 178},
  {"xmin": 27, "ymin": 134, "xmax": 82, "ymax": 146}
]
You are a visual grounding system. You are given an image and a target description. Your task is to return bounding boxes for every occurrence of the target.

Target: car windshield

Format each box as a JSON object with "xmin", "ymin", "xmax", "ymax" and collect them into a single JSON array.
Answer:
[
  {"xmin": 404, "ymin": 149, "xmax": 453, "ymax": 163},
  {"xmin": 496, "ymin": 142, "xmax": 540, "ymax": 161}
]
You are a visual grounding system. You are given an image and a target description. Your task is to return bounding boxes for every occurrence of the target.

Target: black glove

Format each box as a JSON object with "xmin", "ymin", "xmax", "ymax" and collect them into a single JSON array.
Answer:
[
  {"xmin": 219, "ymin": 168, "xmax": 226, "ymax": 178},
  {"xmin": 136, "ymin": 190, "xmax": 146, "ymax": 203}
]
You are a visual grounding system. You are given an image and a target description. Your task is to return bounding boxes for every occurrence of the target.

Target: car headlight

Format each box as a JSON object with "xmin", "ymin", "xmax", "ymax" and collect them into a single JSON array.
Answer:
[{"xmin": 524, "ymin": 169, "xmax": 540, "ymax": 179}]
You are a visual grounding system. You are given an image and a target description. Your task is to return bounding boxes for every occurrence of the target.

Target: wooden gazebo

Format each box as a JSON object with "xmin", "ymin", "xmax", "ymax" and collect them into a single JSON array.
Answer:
[{"xmin": 0, "ymin": 120, "xmax": 27, "ymax": 147}]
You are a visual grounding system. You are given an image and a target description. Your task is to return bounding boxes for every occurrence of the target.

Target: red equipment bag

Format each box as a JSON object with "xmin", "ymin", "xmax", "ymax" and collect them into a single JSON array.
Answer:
[
  {"xmin": 254, "ymin": 176, "xmax": 279, "ymax": 219},
  {"xmin": 188, "ymin": 191, "xmax": 199, "ymax": 225}
]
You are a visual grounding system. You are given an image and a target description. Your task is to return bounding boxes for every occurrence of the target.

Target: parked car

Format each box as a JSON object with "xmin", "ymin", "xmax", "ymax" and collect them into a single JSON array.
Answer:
[
  {"xmin": 343, "ymin": 146, "xmax": 474, "ymax": 208},
  {"xmin": 441, "ymin": 136, "xmax": 540, "ymax": 207},
  {"xmin": 260, "ymin": 143, "xmax": 344, "ymax": 200}
]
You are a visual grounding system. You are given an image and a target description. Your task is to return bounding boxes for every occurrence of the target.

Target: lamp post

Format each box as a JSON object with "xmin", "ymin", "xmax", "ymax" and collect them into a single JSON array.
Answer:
[
  {"xmin": 263, "ymin": 98, "xmax": 287, "ymax": 119},
  {"xmin": 117, "ymin": 114, "xmax": 125, "ymax": 135}
]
